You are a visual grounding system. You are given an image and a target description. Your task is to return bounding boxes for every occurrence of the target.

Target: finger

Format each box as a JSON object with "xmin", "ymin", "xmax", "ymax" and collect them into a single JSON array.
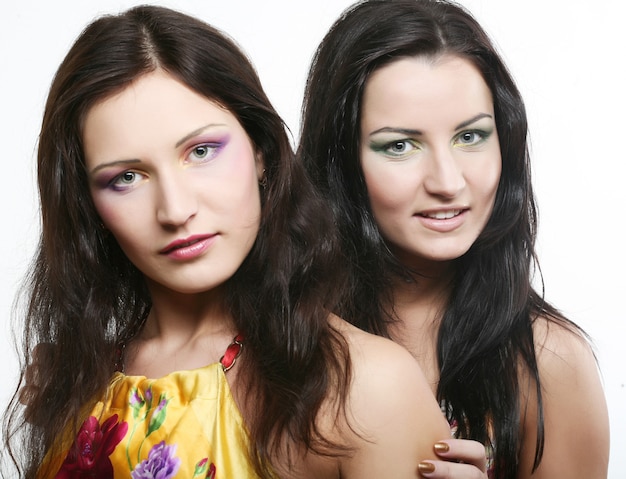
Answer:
[
  {"xmin": 434, "ymin": 439, "xmax": 487, "ymax": 471},
  {"xmin": 418, "ymin": 460, "xmax": 487, "ymax": 479}
]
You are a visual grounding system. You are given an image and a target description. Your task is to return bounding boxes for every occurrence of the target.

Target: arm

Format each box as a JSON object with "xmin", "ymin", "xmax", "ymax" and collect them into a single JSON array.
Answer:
[
  {"xmin": 339, "ymin": 325, "xmax": 451, "ymax": 478},
  {"xmin": 518, "ymin": 319, "xmax": 610, "ymax": 478}
]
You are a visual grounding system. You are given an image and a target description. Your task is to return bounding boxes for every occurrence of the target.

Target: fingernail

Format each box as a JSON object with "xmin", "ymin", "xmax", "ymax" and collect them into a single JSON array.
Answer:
[
  {"xmin": 434, "ymin": 441, "xmax": 450, "ymax": 453},
  {"xmin": 418, "ymin": 461, "xmax": 436, "ymax": 474}
]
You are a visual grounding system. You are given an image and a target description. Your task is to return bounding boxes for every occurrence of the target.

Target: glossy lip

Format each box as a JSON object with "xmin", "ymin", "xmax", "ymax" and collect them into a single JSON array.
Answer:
[
  {"xmin": 159, "ymin": 234, "xmax": 217, "ymax": 260},
  {"xmin": 415, "ymin": 207, "xmax": 469, "ymax": 233}
]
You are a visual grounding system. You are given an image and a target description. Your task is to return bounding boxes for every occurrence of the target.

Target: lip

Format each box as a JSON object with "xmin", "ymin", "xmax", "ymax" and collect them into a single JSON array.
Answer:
[
  {"xmin": 160, "ymin": 234, "xmax": 217, "ymax": 260},
  {"xmin": 415, "ymin": 208, "xmax": 468, "ymax": 233}
]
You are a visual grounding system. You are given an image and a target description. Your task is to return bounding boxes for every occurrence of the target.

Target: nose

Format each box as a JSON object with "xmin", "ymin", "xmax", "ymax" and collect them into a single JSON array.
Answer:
[
  {"xmin": 155, "ymin": 170, "xmax": 198, "ymax": 227},
  {"xmin": 423, "ymin": 146, "xmax": 466, "ymax": 198}
]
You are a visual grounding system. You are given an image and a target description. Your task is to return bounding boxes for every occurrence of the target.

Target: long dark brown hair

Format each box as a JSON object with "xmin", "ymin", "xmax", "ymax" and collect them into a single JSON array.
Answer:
[
  {"xmin": 3, "ymin": 5, "xmax": 349, "ymax": 477},
  {"xmin": 298, "ymin": 0, "xmax": 581, "ymax": 476}
]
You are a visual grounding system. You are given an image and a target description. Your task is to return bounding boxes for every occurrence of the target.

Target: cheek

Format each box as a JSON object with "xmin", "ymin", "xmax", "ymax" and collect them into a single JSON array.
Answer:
[
  {"xmin": 366, "ymin": 179, "xmax": 399, "ymax": 214},
  {"xmin": 91, "ymin": 191, "xmax": 118, "ymax": 228},
  {"xmin": 211, "ymin": 143, "xmax": 261, "ymax": 219},
  {"xmin": 91, "ymin": 189, "xmax": 144, "ymax": 245},
  {"xmin": 480, "ymin": 156, "xmax": 502, "ymax": 205},
  {"xmin": 223, "ymin": 141, "xmax": 259, "ymax": 185},
  {"xmin": 467, "ymin": 152, "xmax": 501, "ymax": 218},
  {"xmin": 362, "ymin": 161, "xmax": 416, "ymax": 214}
]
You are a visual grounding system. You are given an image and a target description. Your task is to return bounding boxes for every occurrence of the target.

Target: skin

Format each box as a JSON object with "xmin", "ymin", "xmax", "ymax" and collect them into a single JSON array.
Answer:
[
  {"xmin": 360, "ymin": 55, "xmax": 501, "ymax": 272},
  {"xmin": 358, "ymin": 55, "xmax": 609, "ymax": 478},
  {"xmin": 84, "ymin": 70, "xmax": 263, "ymax": 376},
  {"xmin": 80, "ymin": 69, "xmax": 451, "ymax": 477}
]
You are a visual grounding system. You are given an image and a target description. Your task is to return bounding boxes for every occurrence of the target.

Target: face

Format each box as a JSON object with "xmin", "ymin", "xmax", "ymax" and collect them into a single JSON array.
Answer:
[
  {"xmin": 83, "ymin": 70, "xmax": 264, "ymax": 295},
  {"xmin": 359, "ymin": 55, "xmax": 501, "ymax": 268}
]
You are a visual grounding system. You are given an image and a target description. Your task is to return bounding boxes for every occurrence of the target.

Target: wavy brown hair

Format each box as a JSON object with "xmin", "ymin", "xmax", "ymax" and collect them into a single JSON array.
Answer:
[
  {"xmin": 298, "ymin": 0, "xmax": 583, "ymax": 476},
  {"xmin": 3, "ymin": 5, "xmax": 350, "ymax": 477}
]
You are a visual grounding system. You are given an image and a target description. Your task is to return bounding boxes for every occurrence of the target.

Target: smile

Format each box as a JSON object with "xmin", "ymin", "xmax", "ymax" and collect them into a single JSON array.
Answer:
[
  {"xmin": 416, "ymin": 209, "xmax": 468, "ymax": 233},
  {"xmin": 421, "ymin": 209, "xmax": 463, "ymax": 220}
]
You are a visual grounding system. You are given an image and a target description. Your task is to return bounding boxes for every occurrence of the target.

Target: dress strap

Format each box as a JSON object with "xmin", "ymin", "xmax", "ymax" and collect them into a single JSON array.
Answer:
[{"xmin": 220, "ymin": 333, "xmax": 244, "ymax": 372}]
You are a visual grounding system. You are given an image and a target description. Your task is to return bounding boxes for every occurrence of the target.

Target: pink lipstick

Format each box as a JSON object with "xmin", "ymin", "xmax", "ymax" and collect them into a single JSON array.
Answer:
[
  {"xmin": 416, "ymin": 208, "xmax": 468, "ymax": 233},
  {"xmin": 160, "ymin": 234, "xmax": 217, "ymax": 260}
]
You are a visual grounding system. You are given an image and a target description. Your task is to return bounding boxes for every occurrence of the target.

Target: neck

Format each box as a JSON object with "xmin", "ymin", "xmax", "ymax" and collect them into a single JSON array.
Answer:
[
  {"xmin": 388, "ymin": 274, "xmax": 450, "ymax": 343},
  {"xmin": 391, "ymin": 259, "xmax": 454, "ymax": 315},
  {"xmin": 123, "ymin": 282, "xmax": 238, "ymax": 377},
  {"xmin": 142, "ymin": 281, "xmax": 236, "ymax": 340},
  {"xmin": 386, "ymin": 262, "xmax": 455, "ymax": 394}
]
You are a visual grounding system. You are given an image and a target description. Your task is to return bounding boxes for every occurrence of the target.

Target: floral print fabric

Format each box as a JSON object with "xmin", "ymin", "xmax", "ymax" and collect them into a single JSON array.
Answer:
[{"xmin": 50, "ymin": 363, "xmax": 259, "ymax": 479}]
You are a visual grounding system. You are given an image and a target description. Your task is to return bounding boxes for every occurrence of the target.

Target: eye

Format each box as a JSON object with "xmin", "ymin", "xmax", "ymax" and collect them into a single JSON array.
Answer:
[
  {"xmin": 119, "ymin": 171, "xmax": 136, "ymax": 183},
  {"xmin": 388, "ymin": 140, "xmax": 412, "ymax": 154},
  {"xmin": 188, "ymin": 143, "xmax": 221, "ymax": 163},
  {"xmin": 110, "ymin": 170, "xmax": 145, "ymax": 191},
  {"xmin": 454, "ymin": 130, "xmax": 490, "ymax": 147},
  {"xmin": 372, "ymin": 139, "xmax": 420, "ymax": 158}
]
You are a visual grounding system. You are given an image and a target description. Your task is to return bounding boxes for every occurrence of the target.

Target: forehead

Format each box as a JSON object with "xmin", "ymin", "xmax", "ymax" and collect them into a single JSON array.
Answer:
[
  {"xmin": 82, "ymin": 71, "xmax": 244, "ymax": 165},
  {"xmin": 85, "ymin": 71, "xmax": 231, "ymax": 127},
  {"xmin": 361, "ymin": 55, "xmax": 494, "ymax": 128}
]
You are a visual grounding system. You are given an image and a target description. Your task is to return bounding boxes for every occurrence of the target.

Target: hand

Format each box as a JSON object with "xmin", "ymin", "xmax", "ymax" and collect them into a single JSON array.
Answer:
[{"xmin": 418, "ymin": 439, "xmax": 488, "ymax": 478}]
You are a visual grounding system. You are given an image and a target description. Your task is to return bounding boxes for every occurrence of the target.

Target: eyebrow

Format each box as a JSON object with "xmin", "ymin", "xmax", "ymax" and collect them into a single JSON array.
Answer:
[
  {"xmin": 89, "ymin": 123, "xmax": 227, "ymax": 174},
  {"xmin": 368, "ymin": 113, "xmax": 493, "ymax": 137},
  {"xmin": 454, "ymin": 113, "xmax": 493, "ymax": 131},
  {"xmin": 90, "ymin": 158, "xmax": 140, "ymax": 175},
  {"xmin": 174, "ymin": 123, "xmax": 226, "ymax": 147}
]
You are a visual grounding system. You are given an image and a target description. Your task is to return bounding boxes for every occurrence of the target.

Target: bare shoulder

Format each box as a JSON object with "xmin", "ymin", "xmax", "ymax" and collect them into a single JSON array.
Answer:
[
  {"xmin": 272, "ymin": 316, "xmax": 449, "ymax": 479},
  {"xmin": 531, "ymin": 315, "xmax": 606, "ymax": 398},
  {"xmin": 330, "ymin": 314, "xmax": 439, "ymax": 397},
  {"xmin": 331, "ymin": 314, "xmax": 425, "ymax": 369},
  {"xmin": 518, "ymin": 315, "xmax": 609, "ymax": 479},
  {"xmin": 327, "ymin": 315, "xmax": 450, "ymax": 477},
  {"xmin": 533, "ymin": 315, "xmax": 595, "ymax": 365}
]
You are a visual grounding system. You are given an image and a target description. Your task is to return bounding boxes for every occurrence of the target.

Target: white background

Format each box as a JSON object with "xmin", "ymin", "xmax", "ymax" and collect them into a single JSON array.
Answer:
[{"xmin": 1, "ymin": 1, "xmax": 624, "ymax": 476}]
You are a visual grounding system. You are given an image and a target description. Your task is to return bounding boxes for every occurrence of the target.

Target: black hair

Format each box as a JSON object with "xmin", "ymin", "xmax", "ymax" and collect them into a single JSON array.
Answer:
[{"xmin": 298, "ymin": 1, "xmax": 581, "ymax": 475}]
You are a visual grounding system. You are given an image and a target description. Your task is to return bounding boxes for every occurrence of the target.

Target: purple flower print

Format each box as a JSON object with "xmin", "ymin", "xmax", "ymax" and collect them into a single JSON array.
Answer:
[
  {"xmin": 129, "ymin": 387, "xmax": 146, "ymax": 419},
  {"xmin": 131, "ymin": 441, "xmax": 181, "ymax": 479},
  {"xmin": 55, "ymin": 414, "xmax": 128, "ymax": 479},
  {"xmin": 129, "ymin": 389, "xmax": 143, "ymax": 408},
  {"xmin": 145, "ymin": 385, "xmax": 153, "ymax": 404},
  {"xmin": 146, "ymin": 394, "xmax": 169, "ymax": 436}
]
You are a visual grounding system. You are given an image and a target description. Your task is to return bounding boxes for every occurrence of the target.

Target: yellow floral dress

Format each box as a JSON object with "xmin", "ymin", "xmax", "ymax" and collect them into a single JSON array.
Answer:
[{"xmin": 49, "ymin": 335, "xmax": 262, "ymax": 479}]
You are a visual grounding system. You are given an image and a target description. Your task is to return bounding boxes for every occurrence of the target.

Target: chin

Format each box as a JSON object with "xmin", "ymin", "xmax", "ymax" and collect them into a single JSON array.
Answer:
[
  {"xmin": 393, "ymin": 240, "xmax": 475, "ymax": 268},
  {"xmin": 420, "ymin": 246, "xmax": 473, "ymax": 263}
]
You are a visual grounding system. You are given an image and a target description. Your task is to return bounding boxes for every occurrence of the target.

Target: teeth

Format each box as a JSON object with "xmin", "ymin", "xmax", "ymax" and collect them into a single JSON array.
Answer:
[{"xmin": 426, "ymin": 210, "xmax": 461, "ymax": 219}]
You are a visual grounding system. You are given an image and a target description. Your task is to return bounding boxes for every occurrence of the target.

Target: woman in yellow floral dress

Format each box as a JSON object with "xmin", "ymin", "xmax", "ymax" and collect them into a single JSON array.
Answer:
[{"xmin": 4, "ymin": 5, "xmax": 451, "ymax": 478}]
